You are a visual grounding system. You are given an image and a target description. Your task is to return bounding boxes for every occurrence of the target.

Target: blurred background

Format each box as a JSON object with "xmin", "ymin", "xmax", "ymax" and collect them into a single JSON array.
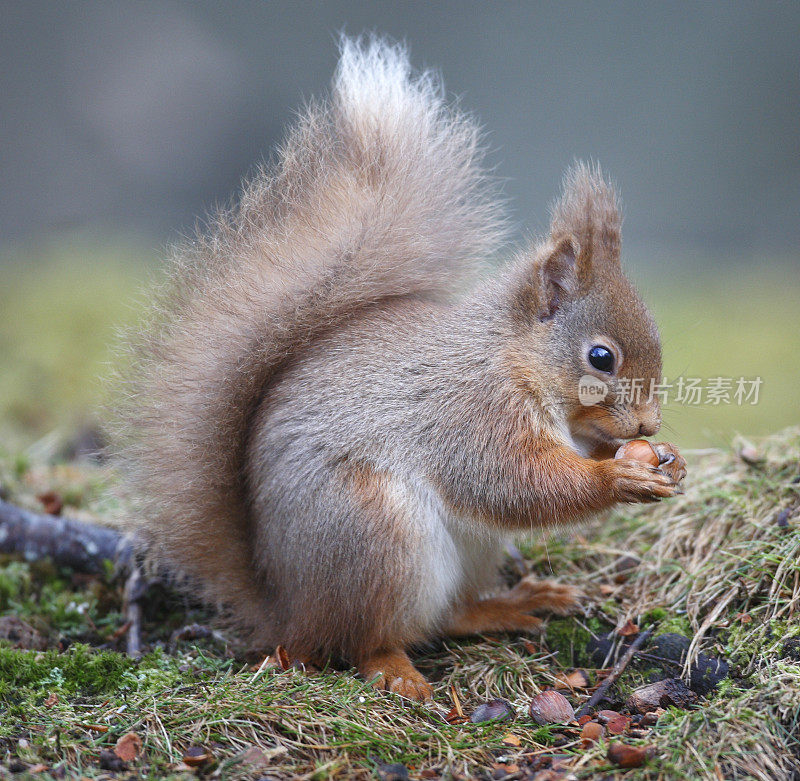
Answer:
[{"xmin": 1, "ymin": 1, "xmax": 798, "ymax": 451}]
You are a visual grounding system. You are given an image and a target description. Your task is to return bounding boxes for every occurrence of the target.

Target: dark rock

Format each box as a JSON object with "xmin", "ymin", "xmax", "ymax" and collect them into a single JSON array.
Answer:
[
  {"xmin": 378, "ymin": 763, "xmax": 410, "ymax": 781},
  {"xmin": 98, "ymin": 750, "xmax": 127, "ymax": 771},
  {"xmin": 0, "ymin": 615, "xmax": 48, "ymax": 651},
  {"xmin": 776, "ymin": 508, "xmax": 791, "ymax": 528},
  {"xmin": 690, "ymin": 652, "xmax": 729, "ymax": 694},
  {"xmin": 641, "ymin": 711, "xmax": 659, "ymax": 726},
  {"xmin": 627, "ymin": 677, "xmax": 697, "ymax": 713},
  {"xmin": 648, "ymin": 633, "xmax": 691, "ymax": 663},
  {"xmin": 781, "ymin": 639, "xmax": 800, "ymax": 661},
  {"xmin": 587, "ymin": 632, "xmax": 615, "ymax": 667},
  {"xmin": 613, "ymin": 555, "xmax": 641, "ymax": 582},
  {"xmin": 470, "ymin": 698, "xmax": 516, "ymax": 723},
  {"xmin": 648, "ymin": 633, "xmax": 729, "ymax": 694}
]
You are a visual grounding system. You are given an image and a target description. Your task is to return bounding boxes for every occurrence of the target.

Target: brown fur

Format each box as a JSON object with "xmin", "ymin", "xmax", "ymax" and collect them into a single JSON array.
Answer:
[{"xmin": 110, "ymin": 37, "xmax": 685, "ymax": 700}]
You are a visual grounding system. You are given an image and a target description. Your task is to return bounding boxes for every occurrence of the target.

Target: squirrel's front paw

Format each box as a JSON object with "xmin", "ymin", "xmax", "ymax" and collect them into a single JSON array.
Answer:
[
  {"xmin": 609, "ymin": 459, "xmax": 680, "ymax": 503},
  {"xmin": 650, "ymin": 441, "xmax": 687, "ymax": 484}
]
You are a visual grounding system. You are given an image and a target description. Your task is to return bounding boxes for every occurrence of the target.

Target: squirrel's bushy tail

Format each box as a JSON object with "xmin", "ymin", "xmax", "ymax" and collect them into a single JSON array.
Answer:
[{"xmin": 111, "ymin": 37, "xmax": 506, "ymax": 643}]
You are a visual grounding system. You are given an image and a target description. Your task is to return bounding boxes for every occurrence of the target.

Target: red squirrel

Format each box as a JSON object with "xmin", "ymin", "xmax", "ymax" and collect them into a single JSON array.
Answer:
[{"xmin": 113, "ymin": 37, "xmax": 686, "ymax": 700}]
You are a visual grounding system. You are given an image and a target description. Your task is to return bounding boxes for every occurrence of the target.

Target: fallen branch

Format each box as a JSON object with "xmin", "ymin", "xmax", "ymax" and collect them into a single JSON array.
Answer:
[
  {"xmin": 0, "ymin": 498, "xmax": 133, "ymax": 574},
  {"xmin": 576, "ymin": 627, "xmax": 653, "ymax": 718}
]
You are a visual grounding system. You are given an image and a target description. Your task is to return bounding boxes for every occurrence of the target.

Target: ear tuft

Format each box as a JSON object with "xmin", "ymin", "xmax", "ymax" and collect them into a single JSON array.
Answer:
[{"xmin": 550, "ymin": 161, "xmax": 621, "ymax": 275}]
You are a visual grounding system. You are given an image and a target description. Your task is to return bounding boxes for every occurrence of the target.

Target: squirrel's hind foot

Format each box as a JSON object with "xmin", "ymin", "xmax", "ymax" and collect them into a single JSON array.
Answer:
[
  {"xmin": 506, "ymin": 577, "xmax": 582, "ymax": 615},
  {"xmin": 359, "ymin": 648, "xmax": 434, "ymax": 702},
  {"xmin": 444, "ymin": 578, "xmax": 581, "ymax": 637}
]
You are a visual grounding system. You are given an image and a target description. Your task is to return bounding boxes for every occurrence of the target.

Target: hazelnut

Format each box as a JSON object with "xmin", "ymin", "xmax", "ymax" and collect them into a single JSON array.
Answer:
[
  {"xmin": 528, "ymin": 690, "xmax": 575, "ymax": 725},
  {"xmin": 470, "ymin": 699, "xmax": 516, "ymax": 723},
  {"xmin": 615, "ymin": 439, "xmax": 659, "ymax": 466}
]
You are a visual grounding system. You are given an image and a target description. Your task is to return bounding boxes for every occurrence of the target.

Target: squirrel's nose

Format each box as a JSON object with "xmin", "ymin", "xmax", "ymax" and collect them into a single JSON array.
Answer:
[{"xmin": 638, "ymin": 420, "xmax": 659, "ymax": 437}]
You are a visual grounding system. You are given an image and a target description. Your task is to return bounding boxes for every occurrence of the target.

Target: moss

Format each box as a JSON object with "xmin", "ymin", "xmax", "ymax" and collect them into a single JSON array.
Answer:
[
  {"xmin": 641, "ymin": 607, "xmax": 668, "ymax": 625},
  {"xmin": 613, "ymin": 665, "xmax": 667, "ymax": 702},
  {"xmin": 0, "ymin": 644, "xmax": 136, "ymax": 698},
  {"xmin": 0, "ymin": 560, "xmax": 32, "ymax": 609},
  {"xmin": 544, "ymin": 616, "xmax": 610, "ymax": 667},
  {"xmin": 12, "ymin": 453, "xmax": 30, "ymax": 479},
  {"xmin": 652, "ymin": 615, "xmax": 692, "ymax": 637}
]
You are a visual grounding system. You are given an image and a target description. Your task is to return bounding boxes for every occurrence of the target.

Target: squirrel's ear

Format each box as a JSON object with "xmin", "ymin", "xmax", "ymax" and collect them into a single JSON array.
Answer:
[
  {"xmin": 536, "ymin": 236, "xmax": 578, "ymax": 320},
  {"xmin": 510, "ymin": 235, "xmax": 578, "ymax": 323},
  {"xmin": 549, "ymin": 162, "xmax": 621, "ymax": 279}
]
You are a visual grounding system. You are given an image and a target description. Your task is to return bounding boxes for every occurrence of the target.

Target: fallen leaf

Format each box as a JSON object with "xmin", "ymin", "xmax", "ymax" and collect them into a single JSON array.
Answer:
[
  {"xmin": 238, "ymin": 746, "xmax": 271, "ymax": 768},
  {"xmin": 577, "ymin": 714, "xmax": 592, "ymax": 726},
  {"xmin": 29, "ymin": 765, "xmax": 48, "ymax": 774},
  {"xmin": 79, "ymin": 723, "xmax": 108, "ymax": 733},
  {"xmin": 738, "ymin": 445, "xmax": 762, "ymax": 465},
  {"xmin": 522, "ymin": 639, "xmax": 539, "ymax": 654},
  {"xmin": 528, "ymin": 771, "xmax": 565, "ymax": 781},
  {"xmin": 492, "ymin": 763, "xmax": 519, "ymax": 774},
  {"xmin": 44, "ymin": 692, "xmax": 58, "ymax": 708},
  {"xmin": 449, "ymin": 684, "xmax": 465, "ymax": 720},
  {"xmin": 37, "ymin": 490, "xmax": 63, "ymax": 515},
  {"xmin": 501, "ymin": 733, "xmax": 521, "ymax": 747},
  {"xmin": 114, "ymin": 733, "xmax": 142, "ymax": 763},
  {"xmin": 274, "ymin": 645, "xmax": 290, "ymax": 671},
  {"xmin": 580, "ymin": 721, "xmax": 604, "ymax": 747},
  {"xmin": 555, "ymin": 669, "xmax": 590, "ymax": 689},
  {"xmin": 597, "ymin": 709, "xmax": 621, "ymax": 723},
  {"xmin": 599, "ymin": 584, "xmax": 616, "ymax": 596},
  {"xmin": 606, "ymin": 714, "xmax": 631, "ymax": 735},
  {"xmin": 607, "ymin": 742, "xmax": 652, "ymax": 768},
  {"xmin": 618, "ymin": 620, "xmax": 639, "ymax": 636},
  {"xmin": 444, "ymin": 706, "xmax": 468, "ymax": 725}
]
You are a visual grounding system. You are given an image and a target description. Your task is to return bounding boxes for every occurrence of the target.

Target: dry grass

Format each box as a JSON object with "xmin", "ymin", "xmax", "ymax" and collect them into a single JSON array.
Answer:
[{"xmin": 1, "ymin": 428, "xmax": 799, "ymax": 779}]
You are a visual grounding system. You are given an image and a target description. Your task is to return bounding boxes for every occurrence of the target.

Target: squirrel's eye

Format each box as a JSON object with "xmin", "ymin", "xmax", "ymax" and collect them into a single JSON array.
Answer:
[{"xmin": 588, "ymin": 345, "xmax": 614, "ymax": 373}]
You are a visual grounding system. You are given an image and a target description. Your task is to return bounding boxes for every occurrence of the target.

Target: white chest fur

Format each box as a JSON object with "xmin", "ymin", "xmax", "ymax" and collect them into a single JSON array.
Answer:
[{"xmin": 400, "ymin": 475, "xmax": 506, "ymax": 632}]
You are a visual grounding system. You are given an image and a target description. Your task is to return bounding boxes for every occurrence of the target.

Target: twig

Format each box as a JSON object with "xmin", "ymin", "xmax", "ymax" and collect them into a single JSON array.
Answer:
[
  {"xmin": 576, "ymin": 627, "xmax": 652, "ymax": 718},
  {"xmin": 0, "ymin": 498, "xmax": 133, "ymax": 574},
  {"xmin": 123, "ymin": 565, "xmax": 145, "ymax": 658},
  {"xmin": 169, "ymin": 623, "xmax": 231, "ymax": 654}
]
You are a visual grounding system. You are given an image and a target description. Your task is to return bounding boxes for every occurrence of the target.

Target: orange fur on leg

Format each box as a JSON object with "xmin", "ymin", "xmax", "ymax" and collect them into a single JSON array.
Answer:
[{"xmin": 359, "ymin": 648, "xmax": 433, "ymax": 701}]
